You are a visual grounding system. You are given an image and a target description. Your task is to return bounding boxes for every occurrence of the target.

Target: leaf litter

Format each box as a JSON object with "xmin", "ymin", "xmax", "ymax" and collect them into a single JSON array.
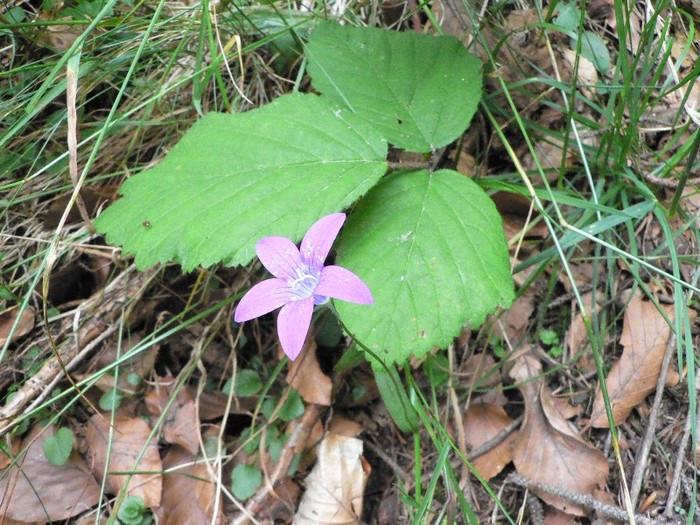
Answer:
[{"xmin": 510, "ymin": 353, "xmax": 609, "ymax": 516}]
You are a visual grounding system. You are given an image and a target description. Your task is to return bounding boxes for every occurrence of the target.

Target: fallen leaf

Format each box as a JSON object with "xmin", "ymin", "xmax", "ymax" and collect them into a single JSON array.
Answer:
[
  {"xmin": 256, "ymin": 477, "xmax": 300, "ymax": 523},
  {"xmin": 565, "ymin": 291, "xmax": 605, "ymax": 356},
  {"xmin": 294, "ymin": 433, "xmax": 370, "ymax": 524},
  {"xmin": 286, "ymin": 341, "xmax": 332, "ymax": 406},
  {"xmin": 79, "ymin": 334, "xmax": 156, "ymax": 397},
  {"xmin": 328, "ymin": 414, "xmax": 364, "ymax": 438},
  {"xmin": 0, "ymin": 424, "xmax": 100, "ymax": 522},
  {"xmin": 157, "ymin": 446, "xmax": 223, "ymax": 524},
  {"xmin": 560, "ymin": 49, "xmax": 599, "ymax": 97},
  {"xmin": 544, "ymin": 507, "xmax": 583, "ymax": 524},
  {"xmin": 145, "ymin": 375, "xmax": 199, "ymax": 454},
  {"xmin": 589, "ymin": 292, "xmax": 694, "ymax": 427},
  {"xmin": 461, "ymin": 352, "xmax": 501, "ymax": 389},
  {"xmin": 86, "ymin": 414, "xmax": 162, "ymax": 507},
  {"xmin": 510, "ymin": 353, "xmax": 609, "ymax": 516},
  {"xmin": 463, "ymin": 402, "xmax": 515, "ymax": 480},
  {"xmin": 0, "ymin": 306, "xmax": 35, "ymax": 346},
  {"xmin": 44, "ymin": 186, "xmax": 115, "ymax": 228},
  {"xmin": 495, "ymin": 293, "xmax": 535, "ymax": 345},
  {"xmin": 492, "ymin": 191, "xmax": 549, "ymax": 246}
]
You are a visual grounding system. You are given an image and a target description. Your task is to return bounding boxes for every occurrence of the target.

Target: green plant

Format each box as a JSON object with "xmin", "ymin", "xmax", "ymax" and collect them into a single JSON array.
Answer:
[
  {"xmin": 94, "ymin": 20, "xmax": 513, "ymax": 427},
  {"xmin": 43, "ymin": 426, "xmax": 74, "ymax": 466},
  {"xmin": 117, "ymin": 495, "xmax": 152, "ymax": 525}
]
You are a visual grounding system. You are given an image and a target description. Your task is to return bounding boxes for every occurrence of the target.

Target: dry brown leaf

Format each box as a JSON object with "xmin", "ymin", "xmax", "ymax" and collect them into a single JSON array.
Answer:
[
  {"xmin": 44, "ymin": 186, "xmax": 115, "ymax": 228},
  {"xmin": 461, "ymin": 352, "xmax": 501, "ymax": 389},
  {"xmin": 256, "ymin": 477, "xmax": 300, "ymax": 523},
  {"xmin": 560, "ymin": 49, "xmax": 599, "ymax": 97},
  {"xmin": 144, "ymin": 376, "xmax": 199, "ymax": 454},
  {"xmin": 492, "ymin": 191, "xmax": 549, "ymax": 244},
  {"xmin": 86, "ymin": 414, "xmax": 162, "ymax": 507},
  {"xmin": 79, "ymin": 334, "xmax": 157, "ymax": 396},
  {"xmin": 157, "ymin": 446, "xmax": 223, "ymax": 525},
  {"xmin": 0, "ymin": 306, "xmax": 35, "ymax": 347},
  {"xmin": 496, "ymin": 293, "xmax": 535, "ymax": 346},
  {"xmin": 510, "ymin": 354, "xmax": 609, "ymax": 516},
  {"xmin": 294, "ymin": 433, "xmax": 370, "ymax": 524},
  {"xmin": 589, "ymin": 292, "xmax": 694, "ymax": 427},
  {"xmin": 566, "ymin": 291, "xmax": 605, "ymax": 356},
  {"xmin": 328, "ymin": 414, "xmax": 364, "ymax": 438},
  {"xmin": 544, "ymin": 508, "xmax": 583, "ymax": 524},
  {"xmin": 0, "ymin": 424, "xmax": 100, "ymax": 522},
  {"xmin": 463, "ymin": 403, "xmax": 515, "ymax": 480},
  {"xmin": 522, "ymin": 138, "xmax": 579, "ymax": 182},
  {"xmin": 286, "ymin": 341, "xmax": 332, "ymax": 406}
]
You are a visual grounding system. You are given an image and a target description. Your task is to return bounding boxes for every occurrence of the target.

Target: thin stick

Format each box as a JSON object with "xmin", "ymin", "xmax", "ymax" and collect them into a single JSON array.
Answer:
[
  {"xmin": 507, "ymin": 474, "xmax": 682, "ymax": 525},
  {"xmin": 0, "ymin": 268, "xmax": 154, "ymax": 436},
  {"xmin": 629, "ymin": 334, "xmax": 677, "ymax": 508},
  {"xmin": 664, "ymin": 367, "xmax": 700, "ymax": 517},
  {"xmin": 232, "ymin": 403, "xmax": 324, "ymax": 525}
]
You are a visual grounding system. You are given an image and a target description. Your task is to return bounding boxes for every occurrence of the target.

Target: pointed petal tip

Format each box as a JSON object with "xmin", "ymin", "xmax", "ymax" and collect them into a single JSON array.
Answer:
[
  {"xmin": 234, "ymin": 278, "xmax": 293, "ymax": 322},
  {"xmin": 255, "ymin": 236, "xmax": 303, "ymax": 280},
  {"xmin": 316, "ymin": 265, "xmax": 374, "ymax": 305},
  {"xmin": 277, "ymin": 297, "xmax": 314, "ymax": 362},
  {"xmin": 300, "ymin": 213, "xmax": 348, "ymax": 269}
]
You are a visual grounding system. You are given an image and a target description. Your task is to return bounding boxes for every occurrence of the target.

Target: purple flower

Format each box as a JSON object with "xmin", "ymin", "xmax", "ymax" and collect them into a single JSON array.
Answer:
[{"xmin": 234, "ymin": 213, "xmax": 373, "ymax": 361}]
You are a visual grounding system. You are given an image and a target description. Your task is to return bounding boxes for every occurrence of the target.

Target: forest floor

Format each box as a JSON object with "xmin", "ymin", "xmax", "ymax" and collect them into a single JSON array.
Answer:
[{"xmin": 1, "ymin": 0, "xmax": 700, "ymax": 523}]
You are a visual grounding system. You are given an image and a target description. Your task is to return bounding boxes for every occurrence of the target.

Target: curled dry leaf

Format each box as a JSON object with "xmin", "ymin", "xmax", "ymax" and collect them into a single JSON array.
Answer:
[
  {"xmin": 144, "ymin": 375, "xmax": 199, "ymax": 454},
  {"xmin": 86, "ymin": 414, "xmax": 162, "ymax": 507},
  {"xmin": 157, "ymin": 446, "xmax": 223, "ymax": 525},
  {"xmin": 463, "ymin": 402, "xmax": 515, "ymax": 480},
  {"xmin": 0, "ymin": 306, "xmax": 35, "ymax": 346},
  {"xmin": 0, "ymin": 424, "xmax": 100, "ymax": 522},
  {"xmin": 286, "ymin": 340, "xmax": 332, "ymax": 406},
  {"xmin": 589, "ymin": 292, "xmax": 695, "ymax": 427},
  {"xmin": 510, "ymin": 354, "xmax": 609, "ymax": 516},
  {"xmin": 294, "ymin": 433, "xmax": 370, "ymax": 525}
]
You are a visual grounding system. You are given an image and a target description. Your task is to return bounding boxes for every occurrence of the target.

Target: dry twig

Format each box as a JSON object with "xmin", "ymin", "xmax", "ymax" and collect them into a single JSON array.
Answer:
[
  {"xmin": 232, "ymin": 402, "xmax": 324, "ymax": 525},
  {"xmin": 0, "ymin": 267, "xmax": 155, "ymax": 436}
]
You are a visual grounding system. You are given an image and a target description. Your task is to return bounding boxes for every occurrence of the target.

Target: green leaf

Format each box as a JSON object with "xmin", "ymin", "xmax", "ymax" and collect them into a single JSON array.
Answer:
[
  {"xmin": 335, "ymin": 170, "xmax": 514, "ymax": 364},
  {"xmin": 231, "ymin": 463, "xmax": 263, "ymax": 500},
  {"xmin": 307, "ymin": 21, "xmax": 482, "ymax": 153},
  {"xmin": 424, "ymin": 353, "xmax": 450, "ymax": 388},
  {"xmin": 95, "ymin": 93, "xmax": 387, "ymax": 271},
  {"xmin": 43, "ymin": 426, "xmax": 74, "ymax": 466},
  {"xmin": 266, "ymin": 426, "xmax": 289, "ymax": 462},
  {"xmin": 371, "ymin": 360, "xmax": 419, "ymax": 433},
  {"xmin": 232, "ymin": 369, "xmax": 262, "ymax": 397},
  {"xmin": 579, "ymin": 31, "xmax": 611, "ymax": 74},
  {"xmin": 554, "ymin": 3, "xmax": 580, "ymax": 32},
  {"xmin": 99, "ymin": 388, "xmax": 123, "ymax": 411},
  {"xmin": 118, "ymin": 495, "xmax": 149, "ymax": 525},
  {"xmin": 278, "ymin": 389, "xmax": 304, "ymax": 422}
]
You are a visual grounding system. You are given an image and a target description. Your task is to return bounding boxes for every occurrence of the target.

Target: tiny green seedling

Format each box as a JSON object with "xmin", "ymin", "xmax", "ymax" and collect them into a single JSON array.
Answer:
[
  {"xmin": 117, "ymin": 495, "xmax": 152, "ymax": 525},
  {"xmin": 43, "ymin": 426, "xmax": 74, "ymax": 466}
]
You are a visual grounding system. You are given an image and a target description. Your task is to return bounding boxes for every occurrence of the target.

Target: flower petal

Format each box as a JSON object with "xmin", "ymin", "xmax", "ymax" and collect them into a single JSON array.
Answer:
[
  {"xmin": 277, "ymin": 297, "xmax": 314, "ymax": 360},
  {"xmin": 300, "ymin": 213, "xmax": 346, "ymax": 270},
  {"xmin": 234, "ymin": 278, "xmax": 294, "ymax": 322},
  {"xmin": 316, "ymin": 265, "xmax": 374, "ymax": 305},
  {"xmin": 256, "ymin": 236, "xmax": 304, "ymax": 281}
]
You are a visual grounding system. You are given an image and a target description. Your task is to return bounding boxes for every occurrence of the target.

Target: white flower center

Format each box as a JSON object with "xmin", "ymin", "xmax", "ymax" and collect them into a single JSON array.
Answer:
[{"xmin": 289, "ymin": 266, "xmax": 319, "ymax": 299}]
